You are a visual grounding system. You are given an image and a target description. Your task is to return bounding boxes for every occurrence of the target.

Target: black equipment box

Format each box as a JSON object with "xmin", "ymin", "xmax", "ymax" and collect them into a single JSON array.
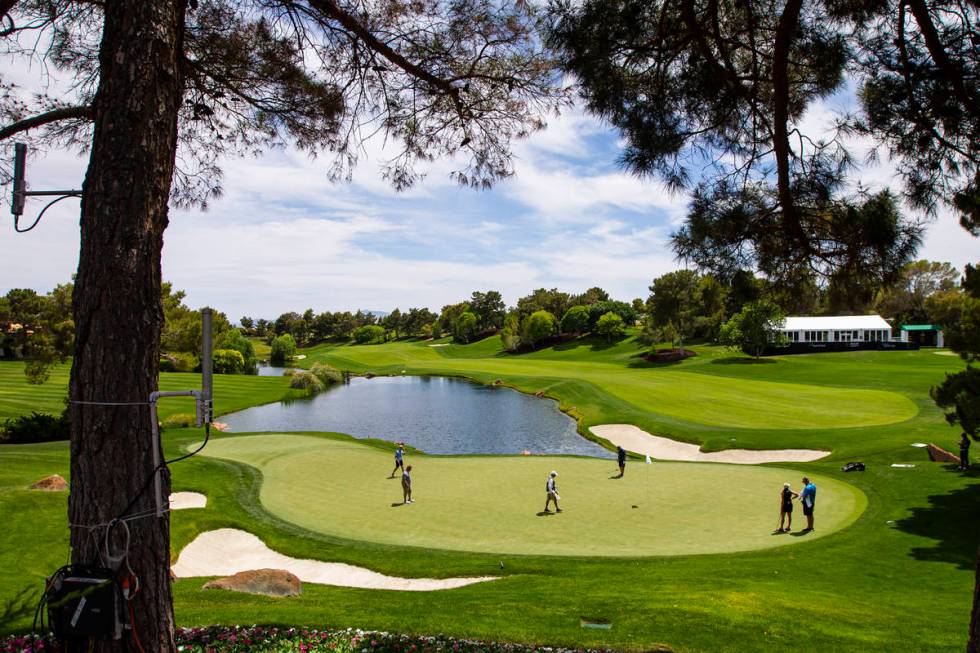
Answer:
[{"xmin": 47, "ymin": 566, "xmax": 119, "ymax": 639}]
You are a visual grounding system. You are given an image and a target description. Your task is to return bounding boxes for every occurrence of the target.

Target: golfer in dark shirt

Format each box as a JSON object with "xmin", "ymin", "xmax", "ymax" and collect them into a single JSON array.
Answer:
[
  {"xmin": 775, "ymin": 482, "xmax": 798, "ymax": 533},
  {"xmin": 617, "ymin": 446, "xmax": 627, "ymax": 477},
  {"xmin": 960, "ymin": 434, "xmax": 971, "ymax": 470}
]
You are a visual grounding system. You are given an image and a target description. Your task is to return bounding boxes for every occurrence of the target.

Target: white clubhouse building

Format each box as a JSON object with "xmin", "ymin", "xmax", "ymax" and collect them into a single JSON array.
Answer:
[{"xmin": 779, "ymin": 315, "xmax": 894, "ymax": 344}]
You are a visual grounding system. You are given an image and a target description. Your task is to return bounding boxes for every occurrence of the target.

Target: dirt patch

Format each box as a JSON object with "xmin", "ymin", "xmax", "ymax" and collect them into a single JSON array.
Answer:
[
  {"xmin": 644, "ymin": 348, "xmax": 698, "ymax": 364},
  {"xmin": 29, "ymin": 475, "xmax": 67, "ymax": 491},
  {"xmin": 204, "ymin": 569, "xmax": 301, "ymax": 597}
]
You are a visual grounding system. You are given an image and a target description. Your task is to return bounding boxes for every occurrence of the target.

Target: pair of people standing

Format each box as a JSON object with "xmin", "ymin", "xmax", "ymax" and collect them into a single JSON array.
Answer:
[
  {"xmin": 390, "ymin": 442, "xmax": 413, "ymax": 504},
  {"xmin": 776, "ymin": 477, "xmax": 816, "ymax": 533}
]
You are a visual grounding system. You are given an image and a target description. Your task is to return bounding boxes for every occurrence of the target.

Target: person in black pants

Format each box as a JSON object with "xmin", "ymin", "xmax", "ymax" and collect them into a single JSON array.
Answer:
[
  {"xmin": 616, "ymin": 446, "xmax": 627, "ymax": 478},
  {"xmin": 960, "ymin": 434, "xmax": 972, "ymax": 470}
]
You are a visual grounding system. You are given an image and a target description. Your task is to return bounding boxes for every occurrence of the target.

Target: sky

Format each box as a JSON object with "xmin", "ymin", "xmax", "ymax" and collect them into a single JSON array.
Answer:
[{"xmin": 1, "ymin": 74, "xmax": 977, "ymax": 321}]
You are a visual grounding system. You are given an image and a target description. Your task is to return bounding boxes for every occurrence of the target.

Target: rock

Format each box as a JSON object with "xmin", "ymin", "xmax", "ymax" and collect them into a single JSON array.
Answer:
[
  {"xmin": 203, "ymin": 569, "xmax": 301, "ymax": 597},
  {"xmin": 30, "ymin": 475, "xmax": 67, "ymax": 491},
  {"xmin": 493, "ymin": 379, "xmax": 502, "ymax": 385},
  {"xmin": 533, "ymin": 390, "xmax": 545, "ymax": 397},
  {"xmin": 926, "ymin": 444, "xmax": 960, "ymax": 464}
]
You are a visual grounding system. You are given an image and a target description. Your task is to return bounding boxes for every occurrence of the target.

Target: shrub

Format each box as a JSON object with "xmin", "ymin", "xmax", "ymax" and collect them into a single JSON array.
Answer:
[
  {"xmin": 452, "ymin": 311, "xmax": 479, "ymax": 343},
  {"xmin": 352, "ymin": 325, "xmax": 386, "ymax": 344},
  {"xmin": 159, "ymin": 351, "xmax": 198, "ymax": 372},
  {"xmin": 270, "ymin": 334, "xmax": 297, "ymax": 364},
  {"xmin": 290, "ymin": 370, "xmax": 325, "ymax": 394},
  {"xmin": 311, "ymin": 362, "xmax": 343, "ymax": 385},
  {"xmin": 595, "ymin": 311, "xmax": 625, "ymax": 341},
  {"xmin": 520, "ymin": 309, "xmax": 557, "ymax": 348},
  {"xmin": 215, "ymin": 328, "xmax": 258, "ymax": 374},
  {"xmin": 161, "ymin": 413, "xmax": 196, "ymax": 429},
  {"xmin": 212, "ymin": 348, "xmax": 246, "ymax": 374},
  {"xmin": 0, "ymin": 410, "xmax": 70, "ymax": 444},
  {"xmin": 560, "ymin": 305, "xmax": 590, "ymax": 334},
  {"xmin": 587, "ymin": 300, "xmax": 637, "ymax": 331}
]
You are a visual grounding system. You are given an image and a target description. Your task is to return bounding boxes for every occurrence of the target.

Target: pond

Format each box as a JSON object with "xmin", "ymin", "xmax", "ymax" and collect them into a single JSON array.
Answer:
[{"xmin": 222, "ymin": 375, "xmax": 612, "ymax": 458}]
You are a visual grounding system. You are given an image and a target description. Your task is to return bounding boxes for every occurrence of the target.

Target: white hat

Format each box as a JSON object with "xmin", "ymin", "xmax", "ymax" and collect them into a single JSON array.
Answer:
[{"xmin": 550, "ymin": 470, "xmax": 558, "ymax": 477}]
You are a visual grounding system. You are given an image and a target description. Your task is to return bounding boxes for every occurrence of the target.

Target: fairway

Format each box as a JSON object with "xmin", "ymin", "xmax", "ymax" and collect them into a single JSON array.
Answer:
[{"xmin": 202, "ymin": 434, "xmax": 866, "ymax": 557}]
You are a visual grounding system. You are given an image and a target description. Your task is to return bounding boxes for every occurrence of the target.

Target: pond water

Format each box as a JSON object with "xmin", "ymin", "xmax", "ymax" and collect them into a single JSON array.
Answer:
[
  {"xmin": 256, "ymin": 363, "xmax": 289, "ymax": 376},
  {"xmin": 222, "ymin": 375, "xmax": 612, "ymax": 458}
]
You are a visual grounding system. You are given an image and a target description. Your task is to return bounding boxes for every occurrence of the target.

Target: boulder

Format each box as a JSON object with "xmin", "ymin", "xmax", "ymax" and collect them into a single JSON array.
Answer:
[
  {"xmin": 926, "ymin": 444, "xmax": 961, "ymax": 464},
  {"xmin": 29, "ymin": 475, "xmax": 68, "ymax": 491},
  {"xmin": 203, "ymin": 569, "xmax": 301, "ymax": 597}
]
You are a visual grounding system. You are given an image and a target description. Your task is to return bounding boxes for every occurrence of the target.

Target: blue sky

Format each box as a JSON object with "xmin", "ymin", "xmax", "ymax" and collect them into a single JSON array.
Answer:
[{"xmin": 1, "ymin": 97, "xmax": 976, "ymax": 321}]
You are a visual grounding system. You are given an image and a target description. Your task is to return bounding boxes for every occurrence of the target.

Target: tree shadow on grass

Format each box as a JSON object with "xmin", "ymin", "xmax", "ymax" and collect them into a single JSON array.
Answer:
[
  {"xmin": 625, "ymin": 352, "xmax": 685, "ymax": 369},
  {"xmin": 894, "ymin": 467, "xmax": 980, "ymax": 570},
  {"xmin": 711, "ymin": 356, "xmax": 778, "ymax": 365},
  {"xmin": 0, "ymin": 586, "xmax": 38, "ymax": 635}
]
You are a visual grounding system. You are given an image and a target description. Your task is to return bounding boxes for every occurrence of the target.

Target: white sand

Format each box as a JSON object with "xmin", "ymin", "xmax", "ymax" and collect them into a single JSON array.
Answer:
[
  {"xmin": 169, "ymin": 492, "xmax": 207, "ymax": 510},
  {"xmin": 590, "ymin": 424, "xmax": 830, "ymax": 464},
  {"xmin": 172, "ymin": 529, "xmax": 497, "ymax": 591},
  {"xmin": 428, "ymin": 343, "xmax": 450, "ymax": 347}
]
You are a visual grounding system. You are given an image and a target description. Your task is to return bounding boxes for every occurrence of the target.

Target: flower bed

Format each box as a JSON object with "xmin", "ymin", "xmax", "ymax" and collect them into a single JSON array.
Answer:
[{"xmin": 2, "ymin": 627, "xmax": 623, "ymax": 653}]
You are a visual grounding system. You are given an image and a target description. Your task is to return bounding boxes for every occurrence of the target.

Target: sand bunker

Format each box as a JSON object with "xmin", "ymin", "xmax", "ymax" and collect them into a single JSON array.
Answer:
[
  {"xmin": 591, "ymin": 424, "xmax": 830, "ymax": 464},
  {"xmin": 169, "ymin": 492, "xmax": 207, "ymax": 510},
  {"xmin": 172, "ymin": 529, "xmax": 497, "ymax": 591}
]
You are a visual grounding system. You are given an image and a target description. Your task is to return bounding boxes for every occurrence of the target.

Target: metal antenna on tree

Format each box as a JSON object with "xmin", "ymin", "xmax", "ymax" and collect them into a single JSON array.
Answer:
[{"xmin": 10, "ymin": 142, "xmax": 83, "ymax": 232}]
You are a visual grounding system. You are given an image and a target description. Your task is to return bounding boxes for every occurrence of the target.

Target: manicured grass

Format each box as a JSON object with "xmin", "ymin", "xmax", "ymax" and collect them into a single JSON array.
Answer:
[
  {"xmin": 201, "ymin": 433, "xmax": 865, "ymax": 556},
  {"xmin": 300, "ymin": 336, "xmax": 965, "ymax": 458},
  {"xmin": 0, "ymin": 340, "xmax": 977, "ymax": 653},
  {"xmin": 0, "ymin": 361, "xmax": 295, "ymax": 422}
]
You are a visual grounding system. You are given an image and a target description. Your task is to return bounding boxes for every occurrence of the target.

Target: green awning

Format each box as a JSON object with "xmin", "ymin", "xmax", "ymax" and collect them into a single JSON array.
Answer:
[{"xmin": 901, "ymin": 324, "xmax": 942, "ymax": 331}]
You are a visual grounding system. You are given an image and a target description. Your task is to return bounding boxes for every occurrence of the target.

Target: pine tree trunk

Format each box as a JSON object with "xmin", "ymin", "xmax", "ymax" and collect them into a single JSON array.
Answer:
[
  {"xmin": 969, "ymin": 546, "xmax": 980, "ymax": 653},
  {"xmin": 68, "ymin": 1, "xmax": 185, "ymax": 651}
]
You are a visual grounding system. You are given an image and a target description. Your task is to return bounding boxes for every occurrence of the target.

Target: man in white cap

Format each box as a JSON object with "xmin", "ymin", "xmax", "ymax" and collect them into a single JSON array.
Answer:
[{"xmin": 544, "ymin": 470, "xmax": 561, "ymax": 513}]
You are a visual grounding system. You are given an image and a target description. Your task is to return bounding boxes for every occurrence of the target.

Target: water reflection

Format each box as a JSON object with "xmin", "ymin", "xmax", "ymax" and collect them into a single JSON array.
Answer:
[{"xmin": 222, "ymin": 375, "xmax": 612, "ymax": 458}]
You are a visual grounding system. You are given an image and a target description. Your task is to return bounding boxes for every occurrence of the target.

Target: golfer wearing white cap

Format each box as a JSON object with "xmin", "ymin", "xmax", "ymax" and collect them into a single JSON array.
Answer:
[{"xmin": 544, "ymin": 470, "xmax": 562, "ymax": 513}]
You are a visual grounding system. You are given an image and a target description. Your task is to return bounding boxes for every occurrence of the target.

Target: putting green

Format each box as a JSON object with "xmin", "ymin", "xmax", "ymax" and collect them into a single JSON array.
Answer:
[{"xmin": 202, "ymin": 434, "xmax": 866, "ymax": 557}]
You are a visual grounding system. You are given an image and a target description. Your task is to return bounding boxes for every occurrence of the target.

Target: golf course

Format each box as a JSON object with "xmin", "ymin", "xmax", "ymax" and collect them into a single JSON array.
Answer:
[{"xmin": 1, "ymin": 334, "xmax": 977, "ymax": 652}]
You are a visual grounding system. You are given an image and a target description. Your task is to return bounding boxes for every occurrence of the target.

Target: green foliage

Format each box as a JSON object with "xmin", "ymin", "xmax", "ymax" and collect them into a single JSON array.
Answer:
[
  {"xmin": 560, "ymin": 305, "xmax": 590, "ymax": 334},
  {"xmin": 718, "ymin": 300, "xmax": 787, "ymax": 358},
  {"xmin": 0, "ymin": 410, "xmax": 69, "ymax": 444},
  {"xmin": 352, "ymin": 325, "xmax": 386, "ymax": 344},
  {"xmin": 215, "ymin": 328, "xmax": 258, "ymax": 374},
  {"xmin": 452, "ymin": 311, "xmax": 479, "ymax": 344},
  {"xmin": 270, "ymin": 334, "xmax": 298, "ymax": 364},
  {"xmin": 516, "ymin": 289, "xmax": 571, "ymax": 322},
  {"xmin": 289, "ymin": 370, "xmax": 326, "ymax": 394},
  {"xmin": 310, "ymin": 362, "xmax": 343, "ymax": 385},
  {"xmin": 931, "ymin": 285, "xmax": 979, "ymax": 437},
  {"xmin": 160, "ymin": 413, "xmax": 197, "ymax": 429},
  {"xmin": 212, "ymin": 349, "xmax": 246, "ymax": 375},
  {"xmin": 500, "ymin": 312, "xmax": 522, "ymax": 352},
  {"xmin": 520, "ymin": 310, "xmax": 557, "ymax": 348},
  {"xmin": 647, "ymin": 270, "xmax": 701, "ymax": 350},
  {"xmin": 586, "ymin": 301, "xmax": 637, "ymax": 331},
  {"xmin": 874, "ymin": 260, "xmax": 961, "ymax": 325},
  {"xmin": 160, "ymin": 352, "xmax": 198, "ymax": 373},
  {"xmin": 469, "ymin": 291, "xmax": 506, "ymax": 332},
  {"xmin": 595, "ymin": 311, "xmax": 625, "ymax": 341}
]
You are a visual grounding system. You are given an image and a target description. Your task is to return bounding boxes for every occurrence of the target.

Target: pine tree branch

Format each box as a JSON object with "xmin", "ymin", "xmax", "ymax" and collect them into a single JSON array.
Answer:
[
  {"xmin": 0, "ymin": 105, "xmax": 94, "ymax": 142},
  {"xmin": 905, "ymin": 0, "xmax": 979, "ymax": 121},
  {"xmin": 302, "ymin": 0, "xmax": 465, "ymax": 116}
]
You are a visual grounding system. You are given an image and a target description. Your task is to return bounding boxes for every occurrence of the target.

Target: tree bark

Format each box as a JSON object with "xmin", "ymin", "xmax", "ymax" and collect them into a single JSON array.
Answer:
[
  {"xmin": 68, "ymin": 1, "xmax": 186, "ymax": 652},
  {"xmin": 771, "ymin": 0, "xmax": 805, "ymax": 251},
  {"xmin": 969, "ymin": 546, "xmax": 980, "ymax": 653}
]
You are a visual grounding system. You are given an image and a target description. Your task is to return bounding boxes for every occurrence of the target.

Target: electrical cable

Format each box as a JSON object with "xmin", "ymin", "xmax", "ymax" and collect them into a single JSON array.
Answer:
[{"xmin": 14, "ymin": 193, "xmax": 80, "ymax": 233}]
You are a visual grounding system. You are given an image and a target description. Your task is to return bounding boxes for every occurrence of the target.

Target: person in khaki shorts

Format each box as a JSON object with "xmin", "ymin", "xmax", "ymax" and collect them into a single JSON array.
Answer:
[{"xmin": 544, "ymin": 470, "xmax": 561, "ymax": 513}]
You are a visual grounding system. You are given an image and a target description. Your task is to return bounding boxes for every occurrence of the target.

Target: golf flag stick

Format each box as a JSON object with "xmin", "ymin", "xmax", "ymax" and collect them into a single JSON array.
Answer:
[{"xmin": 645, "ymin": 455, "xmax": 652, "ymax": 504}]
